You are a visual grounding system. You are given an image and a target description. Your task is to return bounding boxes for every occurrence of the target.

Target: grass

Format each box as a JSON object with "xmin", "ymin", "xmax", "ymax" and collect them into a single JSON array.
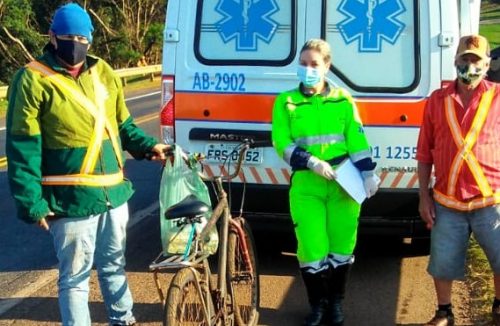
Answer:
[
  {"xmin": 467, "ymin": 237, "xmax": 495, "ymax": 324},
  {"xmin": 0, "ymin": 75, "xmax": 160, "ymax": 119},
  {"xmin": 0, "ymin": 98, "xmax": 6, "ymax": 118},
  {"xmin": 480, "ymin": 2, "xmax": 500, "ymax": 48},
  {"xmin": 470, "ymin": 6, "xmax": 500, "ymax": 317},
  {"xmin": 480, "ymin": 24, "xmax": 500, "ymax": 49},
  {"xmin": 481, "ymin": 1, "xmax": 500, "ymax": 19},
  {"xmin": 122, "ymin": 75, "xmax": 160, "ymax": 94}
]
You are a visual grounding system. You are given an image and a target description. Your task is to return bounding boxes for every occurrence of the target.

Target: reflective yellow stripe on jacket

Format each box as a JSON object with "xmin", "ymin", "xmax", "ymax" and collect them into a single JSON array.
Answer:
[
  {"xmin": 434, "ymin": 88, "xmax": 498, "ymax": 210},
  {"xmin": 41, "ymin": 172, "xmax": 125, "ymax": 187},
  {"xmin": 26, "ymin": 61, "xmax": 124, "ymax": 187}
]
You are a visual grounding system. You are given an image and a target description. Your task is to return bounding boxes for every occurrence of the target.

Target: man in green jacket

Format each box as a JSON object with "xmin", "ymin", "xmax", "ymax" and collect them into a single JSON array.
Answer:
[{"xmin": 5, "ymin": 3, "xmax": 168, "ymax": 326}]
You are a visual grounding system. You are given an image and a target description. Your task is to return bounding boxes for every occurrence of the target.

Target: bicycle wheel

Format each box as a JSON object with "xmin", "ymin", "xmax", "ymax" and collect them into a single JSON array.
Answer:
[
  {"xmin": 164, "ymin": 267, "xmax": 212, "ymax": 326},
  {"xmin": 227, "ymin": 217, "xmax": 260, "ymax": 326}
]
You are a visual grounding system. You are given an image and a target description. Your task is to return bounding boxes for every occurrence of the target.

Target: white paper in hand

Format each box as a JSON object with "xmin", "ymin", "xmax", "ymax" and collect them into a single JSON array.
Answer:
[{"xmin": 335, "ymin": 159, "xmax": 367, "ymax": 204}]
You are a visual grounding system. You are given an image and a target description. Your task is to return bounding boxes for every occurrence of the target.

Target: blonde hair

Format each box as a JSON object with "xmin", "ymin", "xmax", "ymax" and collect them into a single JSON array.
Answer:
[{"xmin": 300, "ymin": 39, "xmax": 332, "ymax": 63}]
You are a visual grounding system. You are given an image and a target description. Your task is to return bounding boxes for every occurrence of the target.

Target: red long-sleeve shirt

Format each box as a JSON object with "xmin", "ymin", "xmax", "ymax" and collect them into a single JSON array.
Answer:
[{"xmin": 416, "ymin": 79, "xmax": 500, "ymax": 202}]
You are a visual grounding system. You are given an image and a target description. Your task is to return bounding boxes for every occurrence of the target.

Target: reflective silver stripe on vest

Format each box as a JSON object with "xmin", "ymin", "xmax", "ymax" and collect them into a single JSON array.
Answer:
[
  {"xmin": 299, "ymin": 258, "xmax": 329, "ymax": 274},
  {"xmin": 350, "ymin": 149, "xmax": 372, "ymax": 163},
  {"xmin": 283, "ymin": 144, "xmax": 297, "ymax": 165},
  {"xmin": 299, "ymin": 253, "xmax": 354, "ymax": 272},
  {"xmin": 295, "ymin": 134, "xmax": 345, "ymax": 147},
  {"xmin": 327, "ymin": 253, "xmax": 354, "ymax": 268}
]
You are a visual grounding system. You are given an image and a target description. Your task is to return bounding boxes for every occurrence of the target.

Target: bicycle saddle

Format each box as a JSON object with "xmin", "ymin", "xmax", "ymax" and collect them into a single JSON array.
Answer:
[{"xmin": 164, "ymin": 194, "xmax": 210, "ymax": 220}]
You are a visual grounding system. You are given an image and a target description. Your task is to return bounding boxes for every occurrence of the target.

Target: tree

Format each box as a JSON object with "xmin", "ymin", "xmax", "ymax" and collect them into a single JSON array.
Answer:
[
  {"xmin": 0, "ymin": 0, "xmax": 45, "ymax": 84},
  {"xmin": 0, "ymin": 0, "xmax": 167, "ymax": 84},
  {"xmin": 85, "ymin": 0, "xmax": 166, "ymax": 68}
]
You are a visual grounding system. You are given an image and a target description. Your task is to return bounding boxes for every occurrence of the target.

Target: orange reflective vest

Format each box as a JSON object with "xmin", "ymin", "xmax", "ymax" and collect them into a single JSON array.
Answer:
[{"xmin": 433, "ymin": 86, "xmax": 500, "ymax": 210}]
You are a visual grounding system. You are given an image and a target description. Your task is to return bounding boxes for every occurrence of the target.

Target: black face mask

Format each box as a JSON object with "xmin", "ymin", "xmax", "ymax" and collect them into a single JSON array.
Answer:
[{"xmin": 55, "ymin": 39, "xmax": 88, "ymax": 66}]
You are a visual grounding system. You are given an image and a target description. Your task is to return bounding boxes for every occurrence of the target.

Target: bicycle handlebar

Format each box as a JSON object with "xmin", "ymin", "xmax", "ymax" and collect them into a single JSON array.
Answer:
[
  {"xmin": 146, "ymin": 139, "xmax": 273, "ymax": 181},
  {"xmin": 144, "ymin": 146, "xmax": 175, "ymax": 161},
  {"xmin": 247, "ymin": 139, "xmax": 272, "ymax": 148},
  {"xmin": 198, "ymin": 138, "xmax": 272, "ymax": 182}
]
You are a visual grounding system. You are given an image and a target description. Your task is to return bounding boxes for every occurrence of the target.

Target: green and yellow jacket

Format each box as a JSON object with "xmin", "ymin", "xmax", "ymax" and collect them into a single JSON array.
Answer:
[
  {"xmin": 272, "ymin": 83, "xmax": 374, "ymax": 171},
  {"xmin": 6, "ymin": 48, "xmax": 157, "ymax": 223}
]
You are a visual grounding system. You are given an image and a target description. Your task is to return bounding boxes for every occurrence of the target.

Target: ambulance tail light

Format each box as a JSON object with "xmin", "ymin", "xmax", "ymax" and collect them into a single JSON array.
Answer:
[{"xmin": 160, "ymin": 76, "xmax": 175, "ymax": 144}]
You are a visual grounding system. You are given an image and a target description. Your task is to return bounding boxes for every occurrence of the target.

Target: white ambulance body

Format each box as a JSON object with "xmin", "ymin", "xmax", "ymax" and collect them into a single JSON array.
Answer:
[{"xmin": 160, "ymin": 0, "xmax": 481, "ymax": 236}]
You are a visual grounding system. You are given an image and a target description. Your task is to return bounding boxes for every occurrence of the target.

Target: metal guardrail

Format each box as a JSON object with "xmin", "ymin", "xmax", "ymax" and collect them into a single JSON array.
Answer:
[
  {"xmin": 115, "ymin": 64, "xmax": 162, "ymax": 78},
  {"xmin": 0, "ymin": 65, "xmax": 162, "ymax": 100},
  {"xmin": 116, "ymin": 64, "xmax": 162, "ymax": 85}
]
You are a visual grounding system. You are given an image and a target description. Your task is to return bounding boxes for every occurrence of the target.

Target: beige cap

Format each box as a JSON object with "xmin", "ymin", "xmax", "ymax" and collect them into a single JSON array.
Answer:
[{"xmin": 456, "ymin": 35, "xmax": 490, "ymax": 60}]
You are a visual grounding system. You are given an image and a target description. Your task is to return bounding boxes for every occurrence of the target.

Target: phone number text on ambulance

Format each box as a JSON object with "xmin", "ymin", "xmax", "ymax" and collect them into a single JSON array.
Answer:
[{"xmin": 372, "ymin": 146, "xmax": 417, "ymax": 160}]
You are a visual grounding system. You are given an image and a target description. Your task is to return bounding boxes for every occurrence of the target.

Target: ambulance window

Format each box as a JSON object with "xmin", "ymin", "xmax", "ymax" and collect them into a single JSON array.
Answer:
[
  {"xmin": 322, "ymin": 0, "xmax": 420, "ymax": 93},
  {"xmin": 194, "ymin": 0, "xmax": 296, "ymax": 66}
]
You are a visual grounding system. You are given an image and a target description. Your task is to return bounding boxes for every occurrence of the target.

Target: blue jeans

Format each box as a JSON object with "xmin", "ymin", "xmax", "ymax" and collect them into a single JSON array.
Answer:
[
  {"xmin": 49, "ymin": 203, "xmax": 135, "ymax": 326},
  {"xmin": 428, "ymin": 203, "xmax": 500, "ymax": 280}
]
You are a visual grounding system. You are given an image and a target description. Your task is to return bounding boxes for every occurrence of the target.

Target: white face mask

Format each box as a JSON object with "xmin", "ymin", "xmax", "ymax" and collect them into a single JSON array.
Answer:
[{"xmin": 297, "ymin": 65, "xmax": 322, "ymax": 87}]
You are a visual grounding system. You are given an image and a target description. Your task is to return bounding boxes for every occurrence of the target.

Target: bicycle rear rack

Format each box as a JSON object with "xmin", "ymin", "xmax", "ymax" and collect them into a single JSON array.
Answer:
[
  {"xmin": 149, "ymin": 249, "xmax": 212, "ymax": 303},
  {"xmin": 149, "ymin": 250, "xmax": 211, "ymax": 270}
]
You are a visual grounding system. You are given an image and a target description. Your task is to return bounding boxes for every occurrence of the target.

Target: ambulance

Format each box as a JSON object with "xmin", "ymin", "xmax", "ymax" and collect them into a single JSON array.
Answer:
[{"xmin": 159, "ymin": 0, "xmax": 482, "ymax": 237}]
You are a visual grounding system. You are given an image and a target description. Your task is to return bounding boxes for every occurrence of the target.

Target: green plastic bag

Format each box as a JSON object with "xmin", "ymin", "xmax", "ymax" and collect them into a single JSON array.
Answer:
[{"xmin": 159, "ymin": 145, "xmax": 219, "ymax": 255}]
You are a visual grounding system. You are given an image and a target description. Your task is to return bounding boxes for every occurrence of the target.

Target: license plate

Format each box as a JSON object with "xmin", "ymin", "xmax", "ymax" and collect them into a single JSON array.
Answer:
[{"xmin": 204, "ymin": 143, "xmax": 263, "ymax": 164}]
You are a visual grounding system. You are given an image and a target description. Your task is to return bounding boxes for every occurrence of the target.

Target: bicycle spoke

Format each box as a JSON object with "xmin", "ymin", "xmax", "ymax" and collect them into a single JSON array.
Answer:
[
  {"xmin": 179, "ymin": 282, "xmax": 206, "ymax": 324},
  {"xmin": 165, "ymin": 268, "xmax": 211, "ymax": 326},
  {"xmin": 228, "ymin": 217, "xmax": 259, "ymax": 326}
]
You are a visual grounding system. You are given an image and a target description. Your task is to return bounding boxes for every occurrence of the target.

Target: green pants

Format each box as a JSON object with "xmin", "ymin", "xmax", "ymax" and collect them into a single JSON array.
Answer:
[{"xmin": 290, "ymin": 170, "xmax": 361, "ymax": 265}]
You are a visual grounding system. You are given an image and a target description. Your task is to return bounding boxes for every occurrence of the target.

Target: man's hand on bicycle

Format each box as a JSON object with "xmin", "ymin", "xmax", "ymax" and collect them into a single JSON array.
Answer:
[{"xmin": 145, "ymin": 144, "xmax": 173, "ymax": 161}]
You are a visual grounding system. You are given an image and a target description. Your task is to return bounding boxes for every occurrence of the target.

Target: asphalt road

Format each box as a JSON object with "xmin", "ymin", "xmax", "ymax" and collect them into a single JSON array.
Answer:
[
  {"xmin": 0, "ymin": 87, "xmax": 476, "ymax": 325},
  {"xmin": 0, "ymin": 214, "xmax": 475, "ymax": 325}
]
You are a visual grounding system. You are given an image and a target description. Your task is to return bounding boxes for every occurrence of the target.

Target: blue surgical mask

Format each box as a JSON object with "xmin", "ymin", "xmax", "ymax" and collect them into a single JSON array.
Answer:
[{"xmin": 297, "ymin": 65, "xmax": 322, "ymax": 87}]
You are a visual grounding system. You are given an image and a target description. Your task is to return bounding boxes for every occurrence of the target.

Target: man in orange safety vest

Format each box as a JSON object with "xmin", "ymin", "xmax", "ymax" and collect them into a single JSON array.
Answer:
[{"xmin": 417, "ymin": 34, "xmax": 500, "ymax": 326}]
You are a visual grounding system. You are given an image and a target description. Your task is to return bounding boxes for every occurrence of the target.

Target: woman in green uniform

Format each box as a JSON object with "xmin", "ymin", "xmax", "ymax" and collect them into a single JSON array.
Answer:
[{"xmin": 272, "ymin": 39, "xmax": 380, "ymax": 326}]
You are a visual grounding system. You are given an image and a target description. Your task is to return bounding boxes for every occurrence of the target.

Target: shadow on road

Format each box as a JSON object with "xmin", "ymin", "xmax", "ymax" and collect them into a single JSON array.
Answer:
[
  {"xmin": 0, "ymin": 297, "xmax": 162, "ymax": 324},
  {"xmin": 0, "ymin": 158, "xmax": 163, "ymax": 274},
  {"xmin": 0, "ymin": 166, "xmax": 435, "ymax": 325},
  {"xmin": 251, "ymin": 224, "xmax": 431, "ymax": 326},
  {"xmin": 0, "ymin": 169, "xmax": 57, "ymax": 273}
]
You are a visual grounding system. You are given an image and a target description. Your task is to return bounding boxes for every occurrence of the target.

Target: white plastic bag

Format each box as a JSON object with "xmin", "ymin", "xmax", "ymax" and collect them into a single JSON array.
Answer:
[{"xmin": 159, "ymin": 145, "xmax": 219, "ymax": 255}]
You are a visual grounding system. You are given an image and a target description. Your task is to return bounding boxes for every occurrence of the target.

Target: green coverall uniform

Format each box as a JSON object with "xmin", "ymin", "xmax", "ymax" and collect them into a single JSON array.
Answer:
[{"xmin": 272, "ymin": 84, "xmax": 373, "ymax": 271}]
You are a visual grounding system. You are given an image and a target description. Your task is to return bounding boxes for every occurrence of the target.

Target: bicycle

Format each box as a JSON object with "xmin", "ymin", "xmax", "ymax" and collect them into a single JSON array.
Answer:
[{"xmin": 149, "ymin": 140, "xmax": 261, "ymax": 326}]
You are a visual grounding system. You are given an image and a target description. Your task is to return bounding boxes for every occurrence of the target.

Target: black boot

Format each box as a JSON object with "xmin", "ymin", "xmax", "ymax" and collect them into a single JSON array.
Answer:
[
  {"xmin": 327, "ymin": 264, "xmax": 351, "ymax": 326},
  {"xmin": 301, "ymin": 268, "xmax": 329, "ymax": 326}
]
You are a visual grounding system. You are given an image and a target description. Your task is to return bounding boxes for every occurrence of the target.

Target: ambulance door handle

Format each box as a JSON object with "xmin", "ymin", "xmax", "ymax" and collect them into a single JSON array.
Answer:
[
  {"xmin": 165, "ymin": 29, "xmax": 179, "ymax": 42},
  {"xmin": 438, "ymin": 33, "xmax": 454, "ymax": 47}
]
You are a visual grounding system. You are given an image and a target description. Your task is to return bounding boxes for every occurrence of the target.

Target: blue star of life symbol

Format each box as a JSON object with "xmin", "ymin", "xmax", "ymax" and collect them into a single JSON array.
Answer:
[
  {"xmin": 337, "ymin": 0, "xmax": 406, "ymax": 52},
  {"xmin": 215, "ymin": 0, "xmax": 279, "ymax": 51}
]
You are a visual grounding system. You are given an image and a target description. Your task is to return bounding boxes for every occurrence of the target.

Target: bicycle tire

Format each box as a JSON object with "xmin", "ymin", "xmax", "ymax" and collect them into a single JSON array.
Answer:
[
  {"xmin": 227, "ymin": 217, "xmax": 260, "ymax": 326},
  {"xmin": 164, "ymin": 267, "xmax": 212, "ymax": 326}
]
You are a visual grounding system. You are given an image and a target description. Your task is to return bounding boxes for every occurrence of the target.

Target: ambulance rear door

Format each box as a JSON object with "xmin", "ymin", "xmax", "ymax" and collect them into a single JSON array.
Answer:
[{"xmin": 171, "ymin": 0, "xmax": 303, "ymax": 186}]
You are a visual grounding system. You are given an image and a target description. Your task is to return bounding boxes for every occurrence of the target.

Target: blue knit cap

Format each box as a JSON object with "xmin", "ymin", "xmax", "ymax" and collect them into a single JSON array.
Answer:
[{"xmin": 50, "ymin": 3, "xmax": 94, "ymax": 43}]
